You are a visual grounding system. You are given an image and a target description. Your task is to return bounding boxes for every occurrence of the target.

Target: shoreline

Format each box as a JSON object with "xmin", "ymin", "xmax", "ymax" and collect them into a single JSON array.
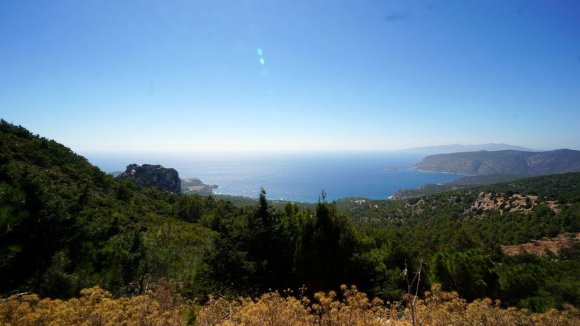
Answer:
[{"xmin": 413, "ymin": 167, "xmax": 475, "ymax": 177}]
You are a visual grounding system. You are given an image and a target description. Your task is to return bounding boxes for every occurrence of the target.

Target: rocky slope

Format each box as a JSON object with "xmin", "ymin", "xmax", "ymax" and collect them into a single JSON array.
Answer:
[{"xmin": 501, "ymin": 233, "xmax": 580, "ymax": 256}]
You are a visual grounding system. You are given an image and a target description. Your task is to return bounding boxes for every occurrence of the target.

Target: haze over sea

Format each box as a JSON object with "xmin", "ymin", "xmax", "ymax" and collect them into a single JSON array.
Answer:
[{"xmin": 86, "ymin": 152, "xmax": 459, "ymax": 202}]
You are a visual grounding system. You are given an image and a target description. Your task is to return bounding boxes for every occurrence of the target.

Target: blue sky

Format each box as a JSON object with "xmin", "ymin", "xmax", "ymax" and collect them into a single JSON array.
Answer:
[{"xmin": 1, "ymin": 0, "xmax": 579, "ymax": 153}]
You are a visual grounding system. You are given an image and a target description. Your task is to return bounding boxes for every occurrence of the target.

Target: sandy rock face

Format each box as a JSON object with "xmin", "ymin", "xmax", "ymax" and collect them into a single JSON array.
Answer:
[{"xmin": 501, "ymin": 233, "xmax": 580, "ymax": 256}]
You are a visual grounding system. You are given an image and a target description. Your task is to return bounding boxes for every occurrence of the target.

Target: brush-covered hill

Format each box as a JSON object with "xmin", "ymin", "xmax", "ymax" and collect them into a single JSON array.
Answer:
[
  {"xmin": 415, "ymin": 149, "xmax": 580, "ymax": 176},
  {"xmin": 0, "ymin": 120, "xmax": 367, "ymax": 302},
  {"xmin": 0, "ymin": 120, "xmax": 215, "ymax": 298},
  {"xmin": 338, "ymin": 172, "xmax": 580, "ymax": 310}
]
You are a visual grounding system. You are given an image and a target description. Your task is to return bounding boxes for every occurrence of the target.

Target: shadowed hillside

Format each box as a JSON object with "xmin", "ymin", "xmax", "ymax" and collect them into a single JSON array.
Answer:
[{"xmin": 415, "ymin": 150, "xmax": 580, "ymax": 176}]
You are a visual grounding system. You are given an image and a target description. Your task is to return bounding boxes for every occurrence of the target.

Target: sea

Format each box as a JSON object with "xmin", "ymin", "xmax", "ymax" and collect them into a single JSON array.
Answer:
[{"xmin": 84, "ymin": 152, "xmax": 460, "ymax": 203}]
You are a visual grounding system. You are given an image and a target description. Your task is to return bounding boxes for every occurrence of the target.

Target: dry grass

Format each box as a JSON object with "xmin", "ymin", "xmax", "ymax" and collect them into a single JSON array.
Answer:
[
  {"xmin": 0, "ymin": 287, "xmax": 183, "ymax": 326},
  {"xmin": 1, "ymin": 284, "xmax": 578, "ymax": 325}
]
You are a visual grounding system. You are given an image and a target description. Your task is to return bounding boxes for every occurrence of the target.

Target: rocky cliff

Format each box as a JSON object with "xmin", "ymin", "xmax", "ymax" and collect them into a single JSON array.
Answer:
[{"xmin": 117, "ymin": 164, "xmax": 182, "ymax": 194}]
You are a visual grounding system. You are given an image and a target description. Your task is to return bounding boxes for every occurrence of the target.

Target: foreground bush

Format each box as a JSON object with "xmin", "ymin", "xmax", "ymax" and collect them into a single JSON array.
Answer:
[
  {"xmin": 198, "ymin": 285, "xmax": 579, "ymax": 326},
  {"xmin": 1, "ymin": 285, "xmax": 578, "ymax": 325},
  {"xmin": 0, "ymin": 287, "xmax": 183, "ymax": 326}
]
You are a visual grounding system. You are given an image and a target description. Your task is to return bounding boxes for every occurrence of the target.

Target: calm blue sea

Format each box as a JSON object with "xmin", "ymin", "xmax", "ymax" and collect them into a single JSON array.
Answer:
[{"xmin": 84, "ymin": 152, "xmax": 459, "ymax": 203}]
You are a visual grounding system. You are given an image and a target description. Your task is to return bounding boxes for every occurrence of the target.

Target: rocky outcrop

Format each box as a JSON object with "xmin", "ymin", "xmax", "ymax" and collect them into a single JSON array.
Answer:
[
  {"xmin": 501, "ymin": 233, "xmax": 580, "ymax": 257},
  {"xmin": 118, "ymin": 164, "xmax": 181, "ymax": 194}
]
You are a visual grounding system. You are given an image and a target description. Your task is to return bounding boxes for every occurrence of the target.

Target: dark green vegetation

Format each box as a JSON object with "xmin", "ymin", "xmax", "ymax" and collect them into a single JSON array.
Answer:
[
  {"xmin": 416, "ymin": 149, "xmax": 580, "ymax": 176},
  {"xmin": 448, "ymin": 173, "xmax": 525, "ymax": 185},
  {"xmin": 1, "ymin": 120, "xmax": 579, "ymax": 313},
  {"xmin": 213, "ymin": 194, "xmax": 316, "ymax": 210},
  {"xmin": 0, "ymin": 121, "xmax": 214, "ymax": 298},
  {"xmin": 391, "ymin": 174, "xmax": 531, "ymax": 199}
]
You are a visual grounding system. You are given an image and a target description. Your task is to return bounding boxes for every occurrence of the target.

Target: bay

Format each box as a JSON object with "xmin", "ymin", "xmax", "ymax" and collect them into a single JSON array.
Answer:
[{"xmin": 85, "ymin": 152, "xmax": 460, "ymax": 203}]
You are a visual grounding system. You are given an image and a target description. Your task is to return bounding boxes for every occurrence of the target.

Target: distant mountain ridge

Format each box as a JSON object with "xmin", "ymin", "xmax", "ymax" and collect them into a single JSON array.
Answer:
[
  {"xmin": 406, "ymin": 143, "xmax": 536, "ymax": 154},
  {"xmin": 415, "ymin": 149, "xmax": 580, "ymax": 176}
]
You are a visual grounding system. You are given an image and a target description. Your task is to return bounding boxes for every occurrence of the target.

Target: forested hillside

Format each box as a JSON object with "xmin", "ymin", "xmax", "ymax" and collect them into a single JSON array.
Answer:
[
  {"xmin": 415, "ymin": 149, "xmax": 580, "ymax": 176},
  {"xmin": 339, "ymin": 173, "xmax": 580, "ymax": 310},
  {"xmin": 1, "ymin": 120, "xmax": 579, "ymax": 323},
  {"xmin": 0, "ymin": 120, "xmax": 214, "ymax": 298}
]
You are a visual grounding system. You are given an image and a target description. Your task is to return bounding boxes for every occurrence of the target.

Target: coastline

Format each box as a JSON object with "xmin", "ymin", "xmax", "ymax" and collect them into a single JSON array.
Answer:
[{"xmin": 413, "ymin": 167, "xmax": 475, "ymax": 177}]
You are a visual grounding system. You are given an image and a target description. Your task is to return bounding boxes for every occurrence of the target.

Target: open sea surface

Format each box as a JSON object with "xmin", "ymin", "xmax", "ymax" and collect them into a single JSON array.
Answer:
[{"xmin": 86, "ymin": 152, "xmax": 460, "ymax": 203}]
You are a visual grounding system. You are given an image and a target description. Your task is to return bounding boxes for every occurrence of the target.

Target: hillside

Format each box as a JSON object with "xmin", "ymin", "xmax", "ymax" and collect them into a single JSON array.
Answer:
[
  {"xmin": 338, "ymin": 172, "xmax": 580, "ymax": 310},
  {"xmin": 391, "ymin": 173, "xmax": 576, "ymax": 200},
  {"xmin": 415, "ymin": 149, "xmax": 580, "ymax": 176},
  {"xmin": 0, "ymin": 120, "xmax": 215, "ymax": 298},
  {"xmin": 1, "ymin": 120, "xmax": 580, "ymax": 316}
]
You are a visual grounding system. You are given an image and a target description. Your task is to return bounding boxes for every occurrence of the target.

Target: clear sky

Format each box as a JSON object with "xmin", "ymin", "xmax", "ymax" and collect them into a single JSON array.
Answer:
[{"xmin": 1, "ymin": 0, "xmax": 579, "ymax": 153}]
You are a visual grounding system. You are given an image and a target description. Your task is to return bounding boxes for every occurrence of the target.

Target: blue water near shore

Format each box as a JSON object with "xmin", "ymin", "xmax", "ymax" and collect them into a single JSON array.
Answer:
[{"xmin": 85, "ymin": 152, "xmax": 460, "ymax": 203}]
